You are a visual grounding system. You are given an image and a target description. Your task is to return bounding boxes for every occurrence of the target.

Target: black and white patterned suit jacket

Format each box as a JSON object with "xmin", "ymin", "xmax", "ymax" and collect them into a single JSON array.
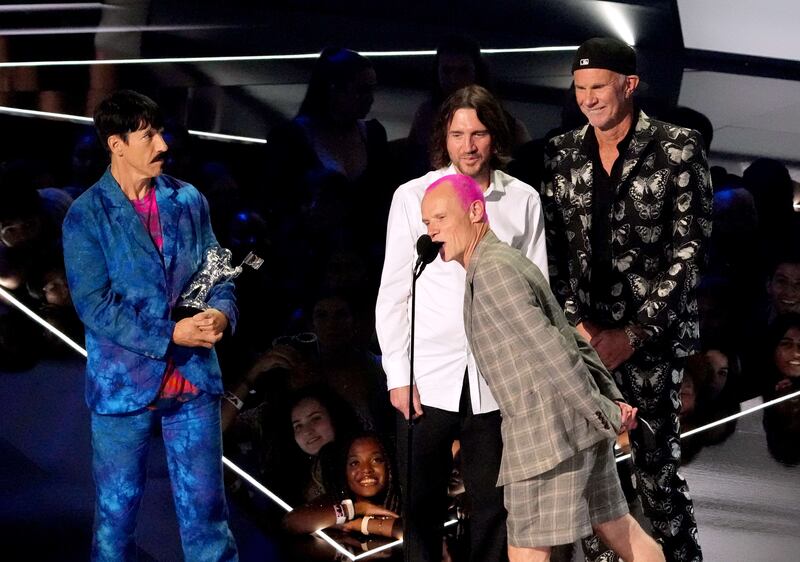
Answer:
[{"xmin": 542, "ymin": 110, "xmax": 713, "ymax": 360}]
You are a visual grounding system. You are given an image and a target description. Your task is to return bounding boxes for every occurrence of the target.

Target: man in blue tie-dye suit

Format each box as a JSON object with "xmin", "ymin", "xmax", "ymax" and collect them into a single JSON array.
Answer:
[{"xmin": 63, "ymin": 90, "xmax": 239, "ymax": 561}]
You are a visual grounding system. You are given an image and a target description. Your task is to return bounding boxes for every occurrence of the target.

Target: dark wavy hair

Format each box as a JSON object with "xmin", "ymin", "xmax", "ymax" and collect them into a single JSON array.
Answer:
[
  {"xmin": 93, "ymin": 89, "xmax": 163, "ymax": 152},
  {"xmin": 321, "ymin": 430, "xmax": 401, "ymax": 514},
  {"xmin": 297, "ymin": 47, "xmax": 373, "ymax": 120},
  {"xmin": 282, "ymin": 384, "xmax": 362, "ymax": 452},
  {"xmin": 274, "ymin": 384, "xmax": 362, "ymax": 504},
  {"xmin": 429, "ymin": 84, "xmax": 512, "ymax": 170}
]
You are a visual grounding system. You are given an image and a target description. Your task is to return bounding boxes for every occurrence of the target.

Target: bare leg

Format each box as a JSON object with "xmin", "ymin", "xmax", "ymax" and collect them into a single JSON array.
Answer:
[
  {"xmin": 594, "ymin": 514, "xmax": 665, "ymax": 562},
  {"xmin": 508, "ymin": 544, "xmax": 552, "ymax": 562}
]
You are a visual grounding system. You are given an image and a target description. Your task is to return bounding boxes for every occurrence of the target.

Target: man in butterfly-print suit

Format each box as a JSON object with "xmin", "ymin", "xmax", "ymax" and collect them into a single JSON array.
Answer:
[{"xmin": 542, "ymin": 38, "xmax": 711, "ymax": 562}]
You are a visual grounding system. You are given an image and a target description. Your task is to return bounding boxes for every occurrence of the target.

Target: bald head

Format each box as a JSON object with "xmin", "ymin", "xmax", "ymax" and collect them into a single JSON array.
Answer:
[{"xmin": 421, "ymin": 175, "xmax": 489, "ymax": 267}]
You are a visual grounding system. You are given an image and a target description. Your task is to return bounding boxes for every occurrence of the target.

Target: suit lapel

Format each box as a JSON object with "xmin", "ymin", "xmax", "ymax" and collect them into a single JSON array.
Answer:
[
  {"xmin": 99, "ymin": 170, "xmax": 162, "ymax": 262},
  {"xmin": 619, "ymin": 110, "xmax": 655, "ymax": 187},
  {"xmin": 570, "ymin": 128, "xmax": 594, "ymax": 265},
  {"xmin": 155, "ymin": 180, "xmax": 181, "ymax": 275}
]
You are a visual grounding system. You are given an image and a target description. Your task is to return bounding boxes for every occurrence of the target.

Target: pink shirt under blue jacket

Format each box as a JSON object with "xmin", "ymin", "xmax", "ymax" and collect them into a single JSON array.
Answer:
[{"xmin": 62, "ymin": 169, "xmax": 238, "ymax": 415}]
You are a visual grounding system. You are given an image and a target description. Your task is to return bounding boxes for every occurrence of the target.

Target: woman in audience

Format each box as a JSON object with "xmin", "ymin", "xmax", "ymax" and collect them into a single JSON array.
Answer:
[
  {"xmin": 283, "ymin": 431, "xmax": 402, "ymax": 539},
  {"xmin": 762, "ymin": 313, "xmax": 800, "ymax": 398},
  {"xmin": 226, "ymin": 383, "xmax": 361, "ymax": 507},
  {"xmin": 762, "ymin": 314, "xmax": 800, "ymax": 466},
  {"xmin": 264, "ymin": 47, "xmax": 391, "ymax": 303}
]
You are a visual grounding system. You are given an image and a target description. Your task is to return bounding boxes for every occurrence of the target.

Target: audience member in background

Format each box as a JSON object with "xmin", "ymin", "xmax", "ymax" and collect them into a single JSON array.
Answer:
[
  {"xmin": 0, "ymin": 162, "xmax": 76, "ymax": 367},
  {"xmin": 762, "ymin": 313, "xmax": 800, "ymax": 399},
  {"xmin": 265, "ymin": 47, "xmax": 390, "ymax": 306},
  {"xmin": 221, "ymin": 207, "xmax": 286, "ymax": 362},
  {"xmin": 64, "ymin": 129, "xmax": 107, "ymax": 199},
  {"xmin": 195, "ymin": 161, "xmax": 243, "ymax": 247},
  {"xmin": 704, "ymin": 173, "xmax": 761, "ymax": 386},
  {"xmin": 28, "ymin": 262, "xmax": 84, "ymax": 353},
  {"xmin": 763, "ymin": 392, "xmax": 800, "ymax": 467},
  {"xmin": 704, "ymin": 348, "xmax": 731, "ymax": 402},
  {"xmin": 283, "ymin": 432, "xmax": 402, "ymax": 538},
  {"xmin": 733, "ymin": 255, "xmax": 800, "ymax": 397},
  {"xmin": 743, "ymin": 158, "xmax": 800, "ymax": 275},
  {"xmin": 765, "ymin": 255, "xmax": 800, "ymax": 320},
  {"xmin": 699, "ymin": 347, "xmax": 741, "ymax": 446},
  {"xmin": 706, "ymin": 174, "xmax": 758, "ymax": 280},
  {"xmin": 0, "ymin": 163, "xmax": 72, "ymax": 293},
  {"xmin": 308, "ymin": 292, "xmax": 391, "ymax": 433},
  {"xmin": 659, "ymin": 106, "xmax": 714, "ymax": 154},
  {"xmin": 761, "ymin": 313, "xmax": 800, "ymax": 466},
  {"xmin": 679, "ymin": 349, "xmax": 741, "ymax": 464},
  {"xmin": 318, "ymin": 250, "xmax": 379, "ymax": 350},
  {"xmin": 226, "ymin": 384, "xmax": 361, "ymax": 508},
  {"xmin": 223, "ymin": 291, "xmax": 390, "ymax": 435},
  {"xmin": 407, "ymin": 35, "xmax": 530, "ymax": 178}
]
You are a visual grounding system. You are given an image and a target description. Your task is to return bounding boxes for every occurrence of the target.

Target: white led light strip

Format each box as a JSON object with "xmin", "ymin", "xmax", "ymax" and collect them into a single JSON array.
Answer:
[
  {"xmin": 0, "ymin": 106, "xmax": 266, "ymax": 145},
  {"xmin": 0, "ymin": 45, "xmax": 579, "ymax": 145},
  {"xmin": 0, "ymin": 3, "xmax": 110, "ymax": 12},
  {"xmin": 614, "ymin": 389, "xmax": 800, "ymax": 463},
  {"xmin": 0, "ymin": 285, "xmax": 88, "ymax": 357},
  {"xmin": 0, "ymin": 23, "xmax": 236, "ymax": 38},
  {"xmin": 0, "ymin": 46, "xmax": 578, "ymax": 69}
]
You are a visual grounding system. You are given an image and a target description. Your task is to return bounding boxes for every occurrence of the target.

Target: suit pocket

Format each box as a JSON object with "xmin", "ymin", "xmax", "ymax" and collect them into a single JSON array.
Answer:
[{"xmin": 506, "ymin": 386, "xmax": 545, "ymax": 419}]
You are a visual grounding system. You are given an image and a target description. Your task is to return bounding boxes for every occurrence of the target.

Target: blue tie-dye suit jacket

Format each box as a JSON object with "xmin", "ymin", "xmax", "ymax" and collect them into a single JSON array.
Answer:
[{"xmin": 62, "ymin": 169, "xmax": 238, "ymax": 414}]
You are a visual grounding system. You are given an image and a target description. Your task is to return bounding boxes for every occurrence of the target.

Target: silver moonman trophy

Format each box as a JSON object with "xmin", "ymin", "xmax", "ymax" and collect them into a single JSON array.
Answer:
[{"xmin": 172, "ymin": 246, "xmax": 263, "ymax": 320}]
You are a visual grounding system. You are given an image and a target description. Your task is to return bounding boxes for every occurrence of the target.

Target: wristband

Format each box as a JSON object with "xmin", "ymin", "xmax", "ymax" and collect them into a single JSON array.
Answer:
[
  {"xmin": 361, "ymin": 515, "xmax": 373, "ymax": 535},
  {"xmin": 333, "ymin": 502, "xmax": 346, "ymax": 525},
  {"xmin": 223, "ymin": 390, "xmax": 244, "ymax": 411},
  {"xmin": 341, "ymin": 498, "xmax": 355, "ymax": 521}
]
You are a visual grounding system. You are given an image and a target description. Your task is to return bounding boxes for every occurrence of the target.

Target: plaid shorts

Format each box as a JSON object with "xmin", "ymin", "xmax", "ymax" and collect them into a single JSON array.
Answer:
[{"xmin": 505, "ymin": 439, "xmax": 629, "ymax": 547}]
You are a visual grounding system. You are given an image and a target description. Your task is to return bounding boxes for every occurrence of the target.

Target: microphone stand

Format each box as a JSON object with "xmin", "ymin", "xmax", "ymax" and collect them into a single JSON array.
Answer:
[{"xmin": 404, "ymin": 257, "xmax": 428, "ymax": 562}]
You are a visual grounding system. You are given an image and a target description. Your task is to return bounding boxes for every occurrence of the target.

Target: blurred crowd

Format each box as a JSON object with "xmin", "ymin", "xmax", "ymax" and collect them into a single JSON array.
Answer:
[{"xmin": 1, "ymin": 37, "xmax": 799, "ymax": 558}]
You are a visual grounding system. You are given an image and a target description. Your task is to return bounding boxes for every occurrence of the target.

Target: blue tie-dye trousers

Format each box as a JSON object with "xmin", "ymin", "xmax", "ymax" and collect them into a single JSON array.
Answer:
[{"xmin": 90, "ymin": 393, "xmax": 238, "ymax": 561}]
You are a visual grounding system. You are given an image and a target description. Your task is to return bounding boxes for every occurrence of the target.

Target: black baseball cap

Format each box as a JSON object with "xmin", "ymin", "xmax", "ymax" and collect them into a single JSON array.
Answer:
[{"xmin": 571, "ymin": 37, "xmax": 637, "ymax": 75}]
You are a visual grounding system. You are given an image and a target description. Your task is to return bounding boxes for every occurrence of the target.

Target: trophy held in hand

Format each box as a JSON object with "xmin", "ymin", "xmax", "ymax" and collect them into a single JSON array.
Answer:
[{"xmin": 172, "ymin": 246, "xmax": 263, "ymax": 321}]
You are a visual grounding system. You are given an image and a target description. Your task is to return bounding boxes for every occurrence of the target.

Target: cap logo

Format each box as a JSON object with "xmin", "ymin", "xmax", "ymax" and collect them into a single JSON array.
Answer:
[{"xmin": 580, "ymin": 58, "xmax": 589, "ymax": 66}]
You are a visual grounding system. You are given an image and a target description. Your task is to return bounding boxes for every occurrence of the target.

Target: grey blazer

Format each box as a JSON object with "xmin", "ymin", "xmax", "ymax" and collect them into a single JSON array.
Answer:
[{"xmin": 465, "ymin": 231, "xmax": 624, "ymax": 486}]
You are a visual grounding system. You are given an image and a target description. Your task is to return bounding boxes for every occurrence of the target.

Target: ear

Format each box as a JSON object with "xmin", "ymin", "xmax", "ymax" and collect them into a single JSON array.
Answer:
[
  {"xmin": 469, "ymin": 200, "xmax": 485, "ymax": 224},
  {"xmin": 625, "ymin": 75, "xmax": 640, "ymax": 97},
  {"xmin": 107, "ymin": 134, "xmax": 124, "ymax": 157}
]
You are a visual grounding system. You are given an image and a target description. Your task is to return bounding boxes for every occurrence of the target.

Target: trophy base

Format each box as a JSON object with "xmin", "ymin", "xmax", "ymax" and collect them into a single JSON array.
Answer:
[{"xmin": 172, "ymin": 303, "xmax": 208, "ymax": 321}]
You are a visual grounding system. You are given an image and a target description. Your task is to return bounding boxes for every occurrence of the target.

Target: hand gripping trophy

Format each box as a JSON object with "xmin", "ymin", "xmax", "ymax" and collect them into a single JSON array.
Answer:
[{"xmin": 172, "ymin": 246, "xmax": 263, "ymax": 320}]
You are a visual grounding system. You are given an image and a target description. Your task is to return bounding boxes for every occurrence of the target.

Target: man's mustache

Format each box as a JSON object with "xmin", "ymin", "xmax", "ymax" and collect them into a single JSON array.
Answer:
[{"xmin": 151, "ymin": 152, "xmax": 168, "ymax": 164}]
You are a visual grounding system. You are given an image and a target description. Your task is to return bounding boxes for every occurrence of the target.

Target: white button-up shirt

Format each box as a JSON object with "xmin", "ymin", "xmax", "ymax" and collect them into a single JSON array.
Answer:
[{"xmin": 375, "ymin": 165, "xmax": 548, "ymax": 414}]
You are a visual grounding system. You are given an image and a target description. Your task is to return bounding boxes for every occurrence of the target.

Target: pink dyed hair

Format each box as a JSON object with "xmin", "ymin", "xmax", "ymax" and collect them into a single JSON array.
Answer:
[{"xmin": 425, "ymin": 174, "xmax": 488, "ymax": 223}]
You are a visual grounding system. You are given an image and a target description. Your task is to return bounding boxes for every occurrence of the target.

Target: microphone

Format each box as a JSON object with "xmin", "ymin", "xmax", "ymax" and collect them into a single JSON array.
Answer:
[{"xmin": 414, "ymin": 234, "xmax": 443, "ymax": 270}]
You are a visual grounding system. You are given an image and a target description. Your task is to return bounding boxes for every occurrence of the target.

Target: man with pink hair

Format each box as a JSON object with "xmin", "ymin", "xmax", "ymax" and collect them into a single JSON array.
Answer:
[
  {"xmin": 426, "ymin": 174, "xmax": 488, "ymax": 215},
  {"xmin": 421, "ymin": 175, "xmax": 664, "ymax": 562},
  {"xmin": 376, "ymin": 86, "xmax": 546, "ymax": 562}
]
